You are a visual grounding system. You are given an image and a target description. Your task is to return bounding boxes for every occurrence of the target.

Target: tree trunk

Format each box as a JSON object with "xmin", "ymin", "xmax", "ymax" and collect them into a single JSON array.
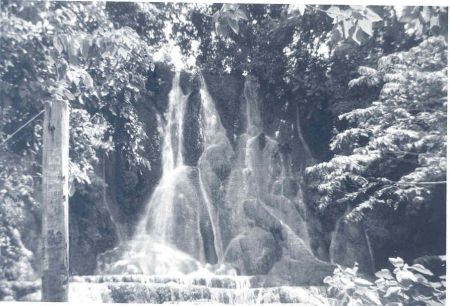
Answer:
[{"xmin": 41, "ymin": 100, "xmax": 70, "ymax": 301}]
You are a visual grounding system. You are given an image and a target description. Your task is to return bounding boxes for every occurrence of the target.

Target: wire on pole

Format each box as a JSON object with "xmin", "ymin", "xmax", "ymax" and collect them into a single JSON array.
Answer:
[{"xmin": 0, "ymin": 109, "xmax": 45, "ymax": 147}]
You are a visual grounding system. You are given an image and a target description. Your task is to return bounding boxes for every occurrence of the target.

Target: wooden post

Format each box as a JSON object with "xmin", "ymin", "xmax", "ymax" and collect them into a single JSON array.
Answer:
[{"xmin": 41, "ymin": 100, "xmax": 70, "ymax": 302}]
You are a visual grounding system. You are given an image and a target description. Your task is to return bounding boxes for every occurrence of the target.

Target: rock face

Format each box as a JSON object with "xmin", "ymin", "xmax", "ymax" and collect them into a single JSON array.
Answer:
[
  {"xmin": 329, "ymin": 216, "xmax": 374, "ymax": 275},
  {"xmin": 69, "ymin": 183, "xmax": 118, "ymax": 275},
  {"xmin": 199, "ymin": 75, "xmax": 334, "ymax": 284},
  {"xmin": 224, "ymin": 227, "xmax": 281, "ymax": 275}
]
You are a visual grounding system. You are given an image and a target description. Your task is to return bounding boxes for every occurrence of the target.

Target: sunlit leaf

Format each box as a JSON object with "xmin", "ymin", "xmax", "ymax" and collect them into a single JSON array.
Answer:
[
  {"xmin": 326, "ymin": 6, "xmax": 342, "ymax": 16},
  {"xmin": 53, "ymin": 36, "xmax": 63, "ymax": 54},
  {"xmin": 82, "ymin": 73, "xmax": 94, "ymax": 89},
  {"xmin": 354, "ymin": 277, "xmax": 373, "ymax": 286},
  {"xmin": 389, "ymin": 257, "xmax": 404, "ymax": 268},
  {"xmin": 358, "ymin": 18, "xmax": 373, "ymax": 36},
  {"xmin": 375, "ymin": 269, "xmax": 394, "ymax": 280},
  {"xmin": 227, "ymin": 17, "xmax": 239, "ymax": 35},
  {"xmin": 364, "ymin": 8, "xmax": 382, "ymax": 22},
  {"xmin": 384, "ymin": 286, "xmax": 402, "ymax": 297},
  {"xmin": 396, "ymin": 269, "xmax": 417, "ymax": 287},
  {"xmin": 361, "ymin": 290, "xmax": 382, "ymax": 305},
  {"xmin": 410, "ymin": 264, "xmax": 434, "ymax": 276},
  {"xmin": 235, "ymin": 8, "xmax": 248, "ymax": 20},
  {"xmin": 420, "ymin": 6, "xmax": 432, "ymax": 23},
  {"xmin": 342, "ymin": 19, "xmax": 354, "ymax": 39}
]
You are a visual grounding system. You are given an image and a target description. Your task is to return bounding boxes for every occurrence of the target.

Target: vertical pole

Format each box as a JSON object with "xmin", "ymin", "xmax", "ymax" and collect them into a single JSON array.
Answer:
[{"xmin": 41, "ymin": 100, "xmax": 70, "ymax": 301}]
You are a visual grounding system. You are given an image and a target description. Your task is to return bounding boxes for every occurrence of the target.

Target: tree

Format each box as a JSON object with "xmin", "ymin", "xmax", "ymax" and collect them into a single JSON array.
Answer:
[
  {"xmin": 0, "ymin": 1, "xmax": 169, "ymax": 289},
  {"xmin": 305, "ymin": 36, "xmax": 447, "ymax": 263}
]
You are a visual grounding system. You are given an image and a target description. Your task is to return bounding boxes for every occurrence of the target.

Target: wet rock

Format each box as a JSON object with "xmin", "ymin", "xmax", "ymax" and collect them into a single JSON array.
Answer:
[
  {"xmin": 70, "ymin": 186, "xmax": 119, "ymax": 275},
  {"xmin": 0, "ymin": 282, "xmax": 14, "ymax": 301},
  {"xmin": 269, "ymin": 257, "xmax": 334, "ymax": 286},
  {"xmin": 183, "ymin": 90, "xmax": 203, "ymax": 166},
  {"xmin": 202, "ymin": 72, "xmax": 246, "ymax": 142},
  {"xmin": 198, "ymin": 141, "xmax": 234, "ymax": 259},
  {"xmin": 223, "ymin": 227, "xmax": 281, "ymax": 275},
  {"xmin": 243, "ymin": 199, "xmax": 283, "ymax": 236},
  {"xmin": 264, "ymin": 195, "xmax": 310, "ymax": 244},
  {"xmin": 179, "ymin": 70, "xmax": 195, "ymax": 95},
  {"xmin": 257, "ymin": 223, "xmax": 336, "ymax": 286},
  {"xmin": 330, "ymin": 217, "xmax": 374, "ymax": 275},
  {"xmin": 147, "ymin": 62, "xmax": 174, "ymax": 112},
  {"xmin": 281, "ymin": 178, "xmax": 299, "ymax": 198}
]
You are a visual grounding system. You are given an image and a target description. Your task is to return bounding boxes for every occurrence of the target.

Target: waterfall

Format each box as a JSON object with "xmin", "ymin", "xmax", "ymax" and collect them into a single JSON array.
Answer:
[
  {"xmin": 244, "ymin": 75, "xmax": 263, "ymax": 134},
  {"xmin": 197, "ymin": 74, "xmax": 230, "ymax": 263},
  {"xmin": 97, "ymin": 71, "xmax": 314, "ymax": 283},
  {"xmin": 137, "ymin": 71, "xmax": 188, "ymax": 241},
  {"xmin": 87, "ymin": 71, "xmax": 331, "ymax": 304},
  {"xmin": 97, "ymin": 71, "xmax": 234, "ymax": 275},
  {"xmin": 222, "ymin": 75, "xmax": 312, "ymax": 267}
]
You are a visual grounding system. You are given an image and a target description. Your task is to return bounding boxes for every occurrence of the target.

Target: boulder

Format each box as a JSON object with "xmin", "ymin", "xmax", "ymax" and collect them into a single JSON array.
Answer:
[
  {"xmin": 223, "ymin": 227, "xmax": 281, "ymax": 275},
  {"xmin": 269, "ymin": 257, "xmax": 335, "ymax": 286},
  {"xmin": 70, "ymin": 187, "xmax": 119, "ymax": 275},
  {"xmin": 243, "ymin": 199, "xmax": 283, "ymax": 239}
]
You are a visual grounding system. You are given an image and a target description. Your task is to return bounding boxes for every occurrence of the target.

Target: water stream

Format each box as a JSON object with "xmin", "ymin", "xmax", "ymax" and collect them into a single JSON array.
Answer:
[{"xmin": 97, "ymin": 71, "xmax": 234, "ymax": 275}]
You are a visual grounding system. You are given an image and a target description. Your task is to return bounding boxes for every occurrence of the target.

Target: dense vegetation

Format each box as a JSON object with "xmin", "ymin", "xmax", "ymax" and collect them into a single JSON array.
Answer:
[{"xmin": 0, "ymin": 1, "xmax": 447, "ymax": 302}]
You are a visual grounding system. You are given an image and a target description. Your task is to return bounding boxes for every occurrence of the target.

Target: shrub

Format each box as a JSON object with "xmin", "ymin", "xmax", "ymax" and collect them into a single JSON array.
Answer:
[{"xmin": 324, "ymin": 256, "xmax": 446, "ymax": 305}]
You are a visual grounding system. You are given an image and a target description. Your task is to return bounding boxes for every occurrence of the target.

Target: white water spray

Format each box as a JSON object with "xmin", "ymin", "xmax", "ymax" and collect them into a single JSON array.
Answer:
[{"xmin": 197, "ymin": 74, "xmax": 231, "ymax": 263}]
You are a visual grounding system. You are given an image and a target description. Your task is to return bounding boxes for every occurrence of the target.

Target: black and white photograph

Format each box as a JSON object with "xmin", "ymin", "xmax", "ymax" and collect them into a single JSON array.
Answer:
[{"xmin": 0, "ymin": 1, "xmax": 448, "ymax": 304}]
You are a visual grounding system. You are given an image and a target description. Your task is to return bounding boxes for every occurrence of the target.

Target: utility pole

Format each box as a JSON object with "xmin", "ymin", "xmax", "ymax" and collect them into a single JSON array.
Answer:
[{"xmin": 41, "ymin": 100, "xmax": 70, "ymax": 301}]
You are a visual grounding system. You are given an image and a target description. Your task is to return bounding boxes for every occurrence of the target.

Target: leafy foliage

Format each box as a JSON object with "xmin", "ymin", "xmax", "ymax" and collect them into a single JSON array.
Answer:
[
  {"xmin": 306, "ymin": 36, "xmax": 447, "ymax": 222},
  {"xmin": 0, "ymin": 152, "xmax": 39, "ymax": 282},
  {"xmin": 398, "ymin": 6, "xmax": 448, "ymax": 37},
  {"xmin": 0, "ymin": 0, "xmax": 169, "ymax": 284},
  {"xmin": 213, "ymin": 4, "xmax": 248, "ymax": 37},
  {"xmin": 325, "ymin": 257, "xmax": 446, "ymax": 305},
  {"xmin": 314, "ymin": 5, "xmax": 383, "ymax": 46}
]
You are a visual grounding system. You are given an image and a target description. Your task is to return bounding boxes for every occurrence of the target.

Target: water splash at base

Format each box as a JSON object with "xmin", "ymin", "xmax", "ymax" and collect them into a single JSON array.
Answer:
[{"xmin": 69, "ymin": 275, "xmax": 328, "ymax": 305}]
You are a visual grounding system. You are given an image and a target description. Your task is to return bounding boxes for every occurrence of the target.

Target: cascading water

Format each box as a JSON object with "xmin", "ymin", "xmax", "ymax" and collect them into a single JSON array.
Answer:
[
  {"xmin": 197, "ymin": 74, "xmax": 232, "ymax": 263},
  {"xmin": 221, "ymin": 75, "xmax": 312, "ymax": 260},
  {"xmin": 97, "ymin": 71, "xmax": 234, "ymax": 276},
  {"xmin": 87, "ymin": 71, "xmax": 331, "ymax": 304},
  {"xmin": 98, "ymin": 72, "xmax": 199, "ymax": 275},
  {"xmin": 137, "ymin": 71, "xmax": 188, "ymax": 243}
]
